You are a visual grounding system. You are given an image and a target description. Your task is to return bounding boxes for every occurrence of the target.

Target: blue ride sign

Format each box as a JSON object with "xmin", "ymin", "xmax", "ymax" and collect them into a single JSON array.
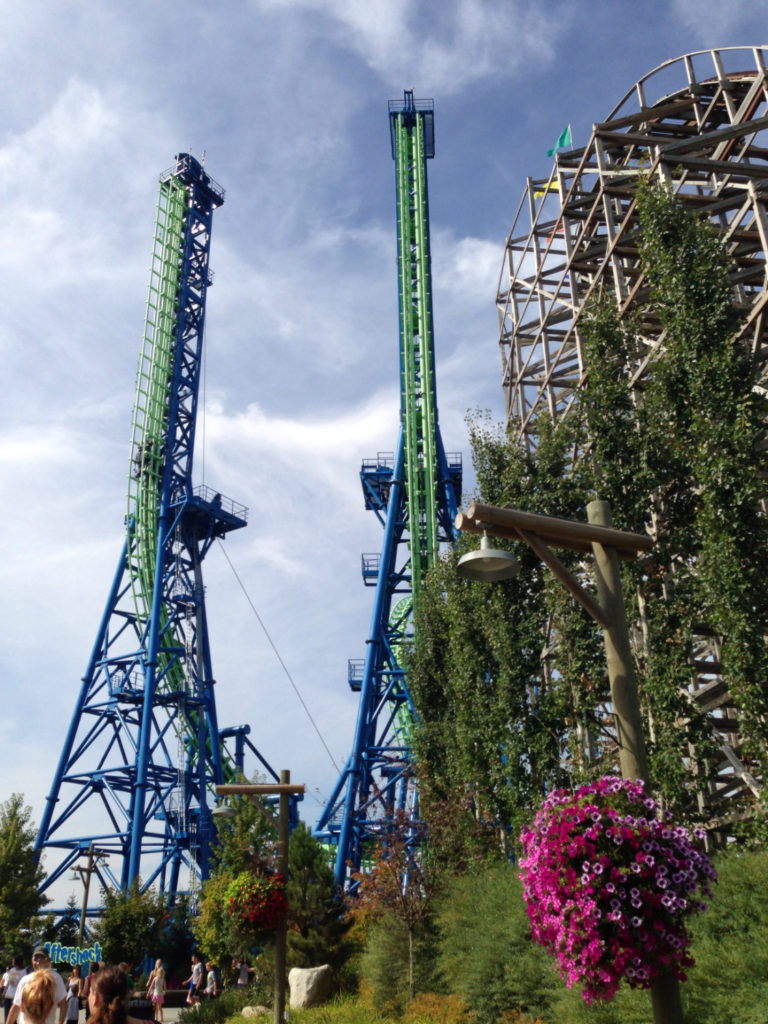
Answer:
[{"xmin": 44, "ymin": 942, "xmax": 102, "ymax": 965}]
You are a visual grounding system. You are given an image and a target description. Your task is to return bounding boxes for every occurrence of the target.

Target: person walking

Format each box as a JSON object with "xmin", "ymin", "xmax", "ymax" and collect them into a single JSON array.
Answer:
[
  {"xmin": 182, "ymin": 956, "xmax": 202, "ymax": 1007},
  {"xmin": 7, "ymin": 950, "xmax": 66, "ymax": 1024},
  {"xmin": 2, "ymin": 957, "xmax": 26, "ymax": 1023},
  {"xmin": 144, "ymin": 962, "xmax": 165, "ymax": 1024},
  {"xmin": 203, "ymin": 965, "xmax": 217, "ymax": 1001}
]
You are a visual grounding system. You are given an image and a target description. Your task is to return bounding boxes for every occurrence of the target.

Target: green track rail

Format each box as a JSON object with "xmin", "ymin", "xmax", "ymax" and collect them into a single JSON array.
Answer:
[
  {"xmin": 394, "ymin": 112, "xmax": 440, "ymax": 595},
  {"xmin": 127, "ymin": 174, "xmax": 187, "ymax": 653}
]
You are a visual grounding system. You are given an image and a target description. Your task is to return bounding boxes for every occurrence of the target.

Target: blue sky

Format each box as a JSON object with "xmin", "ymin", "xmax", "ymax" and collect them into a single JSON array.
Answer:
[{"xmin": 1, "ymin": 0, "xmax": 766, "ymax": 903}]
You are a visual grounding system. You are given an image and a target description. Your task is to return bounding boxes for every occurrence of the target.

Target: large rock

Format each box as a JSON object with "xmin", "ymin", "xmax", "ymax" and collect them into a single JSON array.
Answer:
[
  {"xmin": 288, "ymin": 965, "xmax": 332, "ymax": 1009},
  {"xmin": 241, "ymin": 1006, "xmax": 270, "ymax": 1018}
]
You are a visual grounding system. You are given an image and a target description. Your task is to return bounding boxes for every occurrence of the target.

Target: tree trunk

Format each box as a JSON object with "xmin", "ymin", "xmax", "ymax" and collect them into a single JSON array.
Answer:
[{"xmin": 408, "ymin": 925, "xmax": 414, "ymax": 1001}]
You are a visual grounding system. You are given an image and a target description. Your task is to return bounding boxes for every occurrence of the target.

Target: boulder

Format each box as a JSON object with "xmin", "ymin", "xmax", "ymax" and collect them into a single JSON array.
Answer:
[
  {"xmin": 241, "ymin": 1006, "xmax": 270, "ymax": 1018},
  {"xmin": 288, "ymin": 965, "xmax": 332, "ymax": 1009}
]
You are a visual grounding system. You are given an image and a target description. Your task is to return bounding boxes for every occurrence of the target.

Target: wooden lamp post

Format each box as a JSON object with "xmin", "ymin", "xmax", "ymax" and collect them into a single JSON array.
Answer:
[{"xmin": 456, "ymin": 499, "xmax": 682, "ymax": 1024}]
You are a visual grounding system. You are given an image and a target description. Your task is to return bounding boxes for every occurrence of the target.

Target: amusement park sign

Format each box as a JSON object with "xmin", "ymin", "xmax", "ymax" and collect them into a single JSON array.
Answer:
[{"xmin": 44, "ymin": 942, "xmax": 102, "ymax": 965}]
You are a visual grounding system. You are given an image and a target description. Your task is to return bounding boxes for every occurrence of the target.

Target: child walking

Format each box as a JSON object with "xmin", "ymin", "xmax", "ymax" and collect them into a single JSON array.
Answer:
[{"xmin": 146, "ymin": 960, "xmax": 166, "ymax": 1024}]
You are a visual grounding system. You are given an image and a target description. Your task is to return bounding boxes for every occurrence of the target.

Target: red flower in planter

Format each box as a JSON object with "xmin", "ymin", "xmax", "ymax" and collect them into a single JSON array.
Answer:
[{"xmin": 225, "ymin": 872, "xmax": 288, "ymax": 932}]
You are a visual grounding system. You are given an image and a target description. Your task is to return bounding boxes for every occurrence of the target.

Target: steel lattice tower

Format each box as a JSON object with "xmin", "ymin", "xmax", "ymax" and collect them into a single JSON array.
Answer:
[
  {"xmin": 36, "ymin": 154, "xmax": 276, "ymax": 906},
  {"xmin": 314, "ymin": 93, "xmax": 461, "ymax": 886},
  {"xmin": 497, "ymin": 47, "xmax": 768, "ymax": 838}
]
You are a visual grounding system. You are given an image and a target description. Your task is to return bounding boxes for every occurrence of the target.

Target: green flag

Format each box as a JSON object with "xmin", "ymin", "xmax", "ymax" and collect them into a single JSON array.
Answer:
[{"xmin": 547, "ymin": 124, "xmax": 572, "ymax": 157}]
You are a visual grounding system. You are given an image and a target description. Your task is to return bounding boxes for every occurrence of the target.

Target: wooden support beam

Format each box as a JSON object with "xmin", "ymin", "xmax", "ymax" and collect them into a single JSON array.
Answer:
[{"xmin": 460, "ymin": 502, "xmax": 653, "ymax": 555}]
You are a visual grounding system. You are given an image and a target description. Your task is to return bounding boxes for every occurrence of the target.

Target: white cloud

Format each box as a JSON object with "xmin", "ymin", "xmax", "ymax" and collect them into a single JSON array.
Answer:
[{"xmin": 256, "ymin": 0, "xmax": 568, "ymax": 92}]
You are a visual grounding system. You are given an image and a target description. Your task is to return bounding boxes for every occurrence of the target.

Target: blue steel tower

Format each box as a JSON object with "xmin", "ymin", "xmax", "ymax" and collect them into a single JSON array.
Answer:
[
  {"xmin": 35, "ymin": 154, "xmax": 276, "ymax": 905},
  {"xmin": 314, "ymin": 93, "xmax": 461, "ymax": 886}
]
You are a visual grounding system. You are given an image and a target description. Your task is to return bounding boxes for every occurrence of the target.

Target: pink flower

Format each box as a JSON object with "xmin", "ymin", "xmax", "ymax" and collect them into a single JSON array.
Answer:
[{"xmin": 519, "ymin": 776, "xmax": 715, "ymax": 1003}]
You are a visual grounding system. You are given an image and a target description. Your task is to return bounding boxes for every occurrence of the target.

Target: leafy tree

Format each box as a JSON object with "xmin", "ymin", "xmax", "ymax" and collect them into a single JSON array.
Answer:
[
  {"xmin": 0, "ymin": 794, "xmax": 48, "ymax": 960},
  {"xmin": 210, "ymin": 788, "xmax": 277, "ymax": 875},
  {"xmin": 575, "ymin": 178, "xmax": 768, "ymax": 819},
  {"xmin": 93, "ymin": 881, "xmax": 165, "ymax": 966},
  {"xmin": 192, "ymin": 870, "xmax": 236, "ymax": 966},
  {"xmin": 286, "ymin": 822, "xmax": 350, "ymax": 972},
  {"xmin": 410, "ymin": 179, "xmax": 768, "ymax": 844},
  {"xmin": 409, "ymin": 414, "xmax": 594, "ymax": 864},
  {"xmin": 354, "ymin": 811, "xmax": 435, "ymax": 1002},
  {"xmin": 194, "ymin": 785, "xmax": 279, "ymax": 964}
]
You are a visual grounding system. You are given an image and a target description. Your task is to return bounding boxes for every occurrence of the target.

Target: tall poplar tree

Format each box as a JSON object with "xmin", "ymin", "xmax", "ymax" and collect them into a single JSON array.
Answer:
[{"xmin": 409, "ymin": 179, "xmax": 768, "ymax": 847}]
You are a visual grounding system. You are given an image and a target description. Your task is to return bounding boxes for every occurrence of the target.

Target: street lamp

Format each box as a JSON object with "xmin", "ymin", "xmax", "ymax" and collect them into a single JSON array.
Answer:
[
  {"xmin": 456, "ymin": 498, "xmax": 682, "ymax": 1024},
  {"xmin": 456, "ymin": 531, "xmax": 519, "ymax": 581}
]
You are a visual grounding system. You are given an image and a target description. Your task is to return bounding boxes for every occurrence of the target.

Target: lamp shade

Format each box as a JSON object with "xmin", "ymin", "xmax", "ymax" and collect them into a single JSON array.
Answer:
[{"xmin": 456, "ymin": 533, "xmax": 520, "ymax": 581}]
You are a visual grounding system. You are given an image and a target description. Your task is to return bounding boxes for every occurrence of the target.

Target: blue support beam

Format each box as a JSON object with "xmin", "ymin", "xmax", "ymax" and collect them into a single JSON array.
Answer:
[{"xmin": 35, "ymin": 156, "xmax": 281, "ymax": 909}]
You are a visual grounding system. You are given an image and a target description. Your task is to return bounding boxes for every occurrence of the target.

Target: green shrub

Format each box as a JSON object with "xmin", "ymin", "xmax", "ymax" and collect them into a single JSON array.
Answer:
[
  {"xmin": 682, "ymin": 846, "xmax": 768, "ymax": 1024},
  {"xmin": 434, "ymin": 863, "xmax": 557, "ymax": 1024},
  {"xmin": 178, "ymin": 981, "xmax": 269, "ymax": 1024},
  {"xmin": 290, "ymin": 993, "xmax": 395, "ymax": 1024},
  {"xmin": 545, "ymin": 979, "xmax": 651, "ymax": 1024},
  {"xmin": 358, "ymin": 910, "xmax": 442, "ymax": 1014}
]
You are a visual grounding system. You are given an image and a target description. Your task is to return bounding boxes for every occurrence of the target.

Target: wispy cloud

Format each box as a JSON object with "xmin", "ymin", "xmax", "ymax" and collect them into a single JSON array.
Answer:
[{"xmin": 257, "ymin": 0, "xmax": 570, "ymax": 92}]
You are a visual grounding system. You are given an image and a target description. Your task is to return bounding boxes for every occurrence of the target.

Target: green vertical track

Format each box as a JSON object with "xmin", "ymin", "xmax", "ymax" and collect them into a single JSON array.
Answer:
[
  {"xmin": 127, "ymin": 177, "xmax": 187, "ymax": 686},
  {"xmin": 394, "ymin": 113, "xmax": 440, "ymax": 599}
]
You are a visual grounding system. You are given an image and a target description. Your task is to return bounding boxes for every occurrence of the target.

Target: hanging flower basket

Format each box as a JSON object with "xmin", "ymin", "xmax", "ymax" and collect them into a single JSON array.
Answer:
[
  {"xmin": 225, "ymin": 871, "xmax": 288, "ymax": 934},
  {"xmin": 519, "ymin": 776, "xmax": 716, "ymax": 1004}
]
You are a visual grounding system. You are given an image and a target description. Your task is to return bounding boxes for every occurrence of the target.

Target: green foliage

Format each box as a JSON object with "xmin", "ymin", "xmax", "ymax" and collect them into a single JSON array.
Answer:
[
  {"xmin": 93, "ymin": 880, "xmax": 165, "ymax": 966},
  {"xmin": 412, "ymin": 179, "xmax": 768, "ymax": 843},
  {"xmin": 434, "ymin": 863, "xmax": 556, "ymax": 1024},
  {"xmin": 289, "ymin": 994, "xmax": 399, "ymax": 1024},
  {"xmin": 194, "ymin": 782, "xmax": 280, "ymax": 964},
  {"xmin": 357, "ymin": 910, "xmax": 442, "ymax": 1015},
  {"xmin": 177, "ymin": 979, "xmax": 269, "ymax": 1024},
  {"xmin": 194, "ymin": 869, "xmax": 244, "ymax": 965},
  {"xmin": 409, "ymin": 414, "xmax": 601, "ymax": 864},
  {"xmin": 0, "ymin": 794, "xmax": 48, "ymax": 960},
  {"xmin": 575, "ymin": 178, "xmax": 768, "ymax": 816},
  {"xmin": 682, "ymin": 847, "xmax": 768, "ymax": 1024},
  {"xmin": 56, "ymin": 895, "xmax": 81, "ymax": 946},
  {"xmin": 355, "ymin": 812, "xmax": 436, "ymax": 1002},
  {"xmin": 210, "ymin": 788, "xmax": 277, "ymax": 875},
  {"xmin": 286, "ymin": 822, "xmax": 351, "ymax": 973}
]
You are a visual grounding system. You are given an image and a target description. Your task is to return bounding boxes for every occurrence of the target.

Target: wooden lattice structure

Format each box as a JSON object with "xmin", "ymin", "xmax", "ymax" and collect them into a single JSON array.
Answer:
[{"xmin": 497, "ymin": 46, "xmax": 768, "ymax": 840}]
